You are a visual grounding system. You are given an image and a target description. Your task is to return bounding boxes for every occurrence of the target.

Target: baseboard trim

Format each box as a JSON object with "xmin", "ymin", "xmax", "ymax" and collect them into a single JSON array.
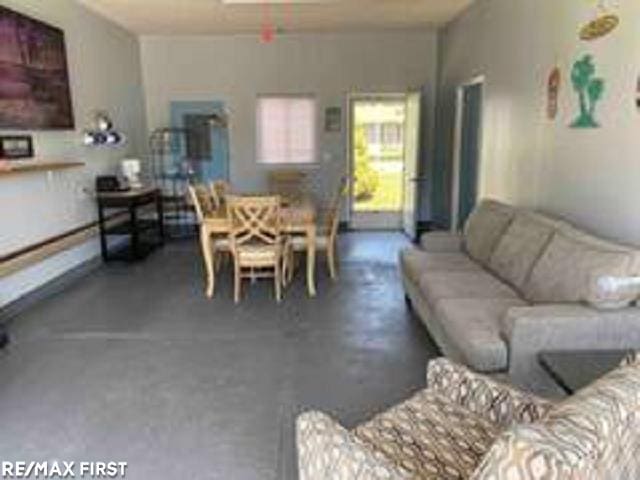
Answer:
[
  {"xmin": 340, "ymin": 221, "xmax": 434, "ymax": 238},
  {"xmin": 0, "ymin": 256, "xmax": 102, "ymax": 323},
  {"xmin": 417, "ymin": 220, "xmax": 435, "ymax": 232}
]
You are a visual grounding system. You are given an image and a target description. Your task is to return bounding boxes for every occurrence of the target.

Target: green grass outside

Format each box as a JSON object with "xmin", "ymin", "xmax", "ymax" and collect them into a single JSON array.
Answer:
[{"xmin": 354, "ymin": 165, "xmax": 403, "ymax": 212}]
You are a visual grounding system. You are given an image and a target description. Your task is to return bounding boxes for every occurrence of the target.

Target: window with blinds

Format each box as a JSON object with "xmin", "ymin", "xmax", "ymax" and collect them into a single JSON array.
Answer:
[{"xmin": 256, "ymin": 96, "xmax": 317, "ymax": 164}]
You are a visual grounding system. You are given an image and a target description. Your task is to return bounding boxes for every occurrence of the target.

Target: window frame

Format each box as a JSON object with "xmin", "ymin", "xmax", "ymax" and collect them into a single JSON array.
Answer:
[{"xmin": 255, "ymin": 94, "xmax": 318, "ymax": 167}]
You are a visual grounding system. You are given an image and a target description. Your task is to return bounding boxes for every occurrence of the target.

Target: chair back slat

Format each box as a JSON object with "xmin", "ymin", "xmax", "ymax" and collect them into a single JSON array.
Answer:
[
  {"xmin": 268, "ymin": 170, "xmax": 306, "ymax": 202},
  {"xmin": 227, "ymin": 195, "xmax": 281, "ymax": 247},
  {"xmin": 188, "ymin": 184, "xmax": 215, "ymax": 224},
  {"xmin": 209, "ymin": 180, "xmax": 230, "ymax": 209},
  {"xmin": 325, "ymin": 176, "xmax": 348, "ymax": 239}
]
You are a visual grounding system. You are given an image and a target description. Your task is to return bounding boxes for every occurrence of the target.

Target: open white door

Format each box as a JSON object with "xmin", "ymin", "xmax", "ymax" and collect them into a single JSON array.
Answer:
[
  {"xmin": 402, "ymin": 91, "xmax": 422, "ymax": 239},
  {"xmin": 349, "ymin": 94, "xmax": 407, "ymax": 230}
]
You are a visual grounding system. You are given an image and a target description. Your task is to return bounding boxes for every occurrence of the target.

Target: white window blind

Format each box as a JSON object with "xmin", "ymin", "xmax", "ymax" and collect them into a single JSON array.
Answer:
[{"xmin": 257, "ymin": 96, "xmax": 317, "ymax": 164}]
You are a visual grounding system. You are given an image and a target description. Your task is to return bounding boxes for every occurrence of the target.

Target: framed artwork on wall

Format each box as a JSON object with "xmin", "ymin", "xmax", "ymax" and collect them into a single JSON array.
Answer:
[
  {"xmin": 0, "ymin": 135, "xmax": 34, "ymax": 159},
  {"xmin": 324, "ymin": 107, "xmax": 342, "ymax": 133},
  {"xmin": 0, "ymin": 6, "xmax": 74, "ymax": 129}
]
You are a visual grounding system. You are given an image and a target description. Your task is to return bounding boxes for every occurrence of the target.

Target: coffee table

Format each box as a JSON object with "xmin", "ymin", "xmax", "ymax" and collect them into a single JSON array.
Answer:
[{"xmin": 538, "ymin": 350, "xmax": 630, "ymax": 395}]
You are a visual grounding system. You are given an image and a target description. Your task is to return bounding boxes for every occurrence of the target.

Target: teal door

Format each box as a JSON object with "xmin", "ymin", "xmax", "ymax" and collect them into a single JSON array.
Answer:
[
  {"xmin": 457, "ymin": 83, "xmax": 482, "ymax": 230},
  {"xmin": 170, "ymin": 101, "xmax": 230, "ymax": 183}
]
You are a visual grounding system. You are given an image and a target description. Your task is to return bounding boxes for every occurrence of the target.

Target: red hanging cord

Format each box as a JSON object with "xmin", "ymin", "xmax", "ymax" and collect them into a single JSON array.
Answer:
[
  {"xmin": 283, "ymin": 0, "xmax": 293, "ymax": 32},
  {"xmin": 261, "ymin": 0, "xmax": 274, "ymax": 43}
]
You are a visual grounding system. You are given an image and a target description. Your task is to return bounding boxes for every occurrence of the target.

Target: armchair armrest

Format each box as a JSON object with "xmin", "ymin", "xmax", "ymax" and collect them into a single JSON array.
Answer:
[
  {"xmin": 419, "ymin": 231, "xmax": 464, "ymax": 253},
  {"xmin": 503, "ymin": 304, "xmax": 640, "ymax": 392},
  {"xmin": 296, "ymin": 411, "xmax": 411, "ymax": 480},
  {"xmin": 426, "ymin": 358, "xmax": 553, "ymax": 428}
]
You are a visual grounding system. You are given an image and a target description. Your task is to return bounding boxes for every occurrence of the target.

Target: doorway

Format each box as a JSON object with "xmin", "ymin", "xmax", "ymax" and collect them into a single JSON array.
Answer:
[
  {"xmin": 170, "ymin": 101, "xmax": 230, "ymax": 183},
  {"xmin": 451, "ymin": 79, "xmax": 483, "ymax": 231},
  {"xmin": 349, "ymin": 94, "xmax": 421, "ymax": 231}
]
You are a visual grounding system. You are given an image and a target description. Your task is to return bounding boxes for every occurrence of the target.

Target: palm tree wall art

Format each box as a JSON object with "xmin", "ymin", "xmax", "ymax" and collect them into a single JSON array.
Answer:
[{"xmin": 570, "ymin": 55, "xmax": 605, "ymax": 128}]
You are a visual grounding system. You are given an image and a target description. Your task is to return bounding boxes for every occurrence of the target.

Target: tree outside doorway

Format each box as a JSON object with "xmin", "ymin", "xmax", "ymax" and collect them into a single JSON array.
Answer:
[{"xmin": 353, "ymin": 102, "xmax": 405, "ymax": 212}]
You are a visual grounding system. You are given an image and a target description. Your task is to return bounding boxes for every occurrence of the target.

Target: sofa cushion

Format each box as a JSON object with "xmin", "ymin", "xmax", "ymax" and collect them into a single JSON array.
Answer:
[
  {"xmin": 419, "ymin": 271, "xmax": 519, "ymax": 307},
  {"xmin": 419, "ymin": 231, "xmax": 464, "ymax": 253},
  {"xmin": 464, "ymin": 200, "xmax": 516, "ymax": 265},
  {"xmin": 560, "ymin": 223, "xmax": 640, "ymax": 256},
  {"xmin": 524, "ymin": 233, "xmax": 638, "ymax": 309},
  {"xmin": 433, "ymin": 298, "xmax": 527, "ymax": 372},
  {"xmin": 472, "ymin": 360, "xmax": 640, "ymax": 479},
  {"xmin": 560, "ymin": 223, "xmax": 640, "ymax": 275},
  {"xmin": 427, "ymin": 358, "xmax": 552, "ymax": 429},
  {"xmin": 489, "ymin": 213, "xmax": 555, "ymax": 290},
  {"xmin": 354, "ymin": 389, "xmax": 501, "ymax": 480},
  {"xmin": 400, "ymin": 248, "xmax": 482, "ymax": 285},
  {"xmin": 296, "ymin": 411, "xmax": 413, "ymax": 480}
]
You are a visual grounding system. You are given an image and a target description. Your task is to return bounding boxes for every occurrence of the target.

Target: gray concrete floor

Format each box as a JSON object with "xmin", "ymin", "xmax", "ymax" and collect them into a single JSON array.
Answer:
[{"xmin": 1, "ymin": 232, "xmax": 438, "ymax": 479}]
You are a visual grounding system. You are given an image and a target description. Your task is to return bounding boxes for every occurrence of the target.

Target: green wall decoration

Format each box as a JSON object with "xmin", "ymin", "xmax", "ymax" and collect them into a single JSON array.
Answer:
[{"xmin": 570, "ymin": 55, "xmax": 604, "ymax": 128}]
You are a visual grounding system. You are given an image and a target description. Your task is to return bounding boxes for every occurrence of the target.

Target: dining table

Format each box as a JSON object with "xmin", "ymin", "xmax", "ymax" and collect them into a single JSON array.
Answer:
[{"xmin": 200, "ymin": 196, "xmax": 317, "ymax": 297}]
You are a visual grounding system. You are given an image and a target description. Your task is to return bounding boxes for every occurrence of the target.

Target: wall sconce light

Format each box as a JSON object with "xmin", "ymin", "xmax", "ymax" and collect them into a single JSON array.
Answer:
[{"xmin": 83, "ymin": 111, "xmax": 126, "ymax": 147}]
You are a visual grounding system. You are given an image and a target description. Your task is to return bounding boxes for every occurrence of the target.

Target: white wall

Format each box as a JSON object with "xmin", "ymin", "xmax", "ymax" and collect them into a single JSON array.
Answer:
[
  {"xmin": 139, "ymin": 31, "xmax": 438, "ymax": 217},
  {"xmin": 0, "ymin": 0, "xmax": 147, "ymax": 307},
  {"xmin": 436, "ymin": 0, "xmax": 640, "ymax": 243}
]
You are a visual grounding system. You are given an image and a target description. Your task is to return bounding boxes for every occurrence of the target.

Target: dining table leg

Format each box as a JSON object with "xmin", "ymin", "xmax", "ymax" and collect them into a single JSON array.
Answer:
[
  {"xmin": 200, "ymin": 225, "xmax": 215, "ymax": 298},
  {"xmin": 306, "ymin": 223, "xmax": 317, "ymax": 297}
]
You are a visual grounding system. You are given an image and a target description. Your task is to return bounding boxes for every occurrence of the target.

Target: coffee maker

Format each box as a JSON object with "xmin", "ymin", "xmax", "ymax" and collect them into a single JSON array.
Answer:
[{"xmin": 121, "ymin": 158, "xmax": 143, "ymax": 189}]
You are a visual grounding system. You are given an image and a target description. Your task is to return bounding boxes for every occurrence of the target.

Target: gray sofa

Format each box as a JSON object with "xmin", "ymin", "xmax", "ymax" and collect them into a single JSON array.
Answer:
[{"xmin": 400, "ymin": 199, "xmax": 640, "ymax": 393}]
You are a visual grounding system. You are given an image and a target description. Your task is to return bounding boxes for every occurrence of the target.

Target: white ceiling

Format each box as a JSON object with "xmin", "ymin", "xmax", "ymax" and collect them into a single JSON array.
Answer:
[{"xmin": 75, "ymin": 0, "xmax": 474, "ymax": 35}]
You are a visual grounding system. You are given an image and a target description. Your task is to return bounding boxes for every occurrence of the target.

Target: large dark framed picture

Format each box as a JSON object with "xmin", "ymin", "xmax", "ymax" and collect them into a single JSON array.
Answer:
[{"xmin": 0, "ymin": 6, "xmax": 74, "ymax": 129}]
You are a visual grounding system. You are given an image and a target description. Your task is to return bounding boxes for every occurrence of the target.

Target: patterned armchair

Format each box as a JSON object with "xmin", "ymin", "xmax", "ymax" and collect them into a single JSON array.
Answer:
[{"xmin": 296, "ymin": 355, "xmax": 640, "ymax": 479}]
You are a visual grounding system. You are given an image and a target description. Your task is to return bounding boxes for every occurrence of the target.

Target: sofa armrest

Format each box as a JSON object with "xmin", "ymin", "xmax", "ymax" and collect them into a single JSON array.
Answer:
[
  {"xmin": 419, "ymin": 231, "xmax": 464, "ymax": 253},
  {"xmin": 471, "ymin": 425, "xmax": 584, "ymax": 480},
  {"xmin": 503, "ymin": 304, "xmax": 640, "ymax": 392},
  {"xmin": 426, "ymin": 358, "xmax": 553, "ymax": 428},
  {"xmin": 296, "ymin": 411, "xmax": 411, "ymax": 480}
]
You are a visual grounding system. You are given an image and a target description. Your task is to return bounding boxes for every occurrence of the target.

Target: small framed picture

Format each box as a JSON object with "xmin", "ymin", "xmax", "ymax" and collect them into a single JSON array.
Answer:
[
  {"xmin": 324, "ymin": 107, "xmax": 342, "ymax": 133},
  {"xmin": 0, "ymin": 135, "xmax": 34, "ymax": 159}
]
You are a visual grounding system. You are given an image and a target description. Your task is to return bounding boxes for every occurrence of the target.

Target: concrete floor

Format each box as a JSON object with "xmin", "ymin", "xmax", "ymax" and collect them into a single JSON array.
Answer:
[{"xmin": 1, "ymin": 232, "xmax": 438, "ymax": 480}]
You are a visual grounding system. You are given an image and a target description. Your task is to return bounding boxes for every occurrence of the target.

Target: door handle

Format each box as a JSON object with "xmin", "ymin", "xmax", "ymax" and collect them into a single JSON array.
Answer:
[{"xmin": 410, "ymin": 177, "xmax": 428, "ymax": 183}]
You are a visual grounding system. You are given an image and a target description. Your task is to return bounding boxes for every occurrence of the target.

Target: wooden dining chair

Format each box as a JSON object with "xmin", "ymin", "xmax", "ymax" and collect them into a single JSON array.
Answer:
[
  {"xmin": 188, "ymin": 184, "xmax": 229, "ymax": 298},
  {"xmin": 268, "ymin": 170, "xmax": 307, "ymax": 202},
  {"xmin": 190, "ymin": 183, "xmax": 216, "ymax": 218},
  {"xmin": 227, "ymin": 195, "xmax": 290, "ymax": 303},
  {"xmin": 288, "ymin": 176, "xmax": 348, "ymax": 281},
  {"xmin": 209, "ymin": 180, "xmax": 230, "ymax": 210}
]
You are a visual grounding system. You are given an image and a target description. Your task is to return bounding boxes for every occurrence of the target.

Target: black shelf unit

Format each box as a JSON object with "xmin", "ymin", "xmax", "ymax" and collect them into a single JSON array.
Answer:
[
  {"xmin": 149, "ymin": 128, "xmax": 197, "ymax": 239},
  {"xmin": 97, "ymin": 188, "xmax": 165, "ymax": 262}
]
